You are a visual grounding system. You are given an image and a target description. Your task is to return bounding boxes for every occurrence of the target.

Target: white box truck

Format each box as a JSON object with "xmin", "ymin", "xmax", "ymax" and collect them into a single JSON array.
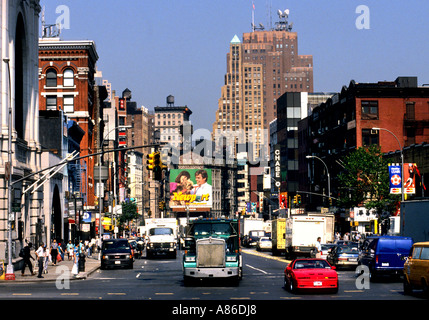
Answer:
[
  {"xmin": 144, "ymin": 218, "xmax": 178, "ymax": 258},
  {"xmin": 285, "ymin": 214, "xmax": 334, "ymax": 259}
]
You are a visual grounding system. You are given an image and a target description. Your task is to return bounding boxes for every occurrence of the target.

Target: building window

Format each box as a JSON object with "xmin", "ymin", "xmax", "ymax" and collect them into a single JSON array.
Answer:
[
  {"xmin": 406, "ymin": 102, "xmax": 415, "ymax": 120},
  {"xmin": 406, "ymin": 127, "xmax": 416, "ymax": 145},
  {"xmin": 362, "ymin": 129, "xmax": 379, "ymax": 146},
  {"xmin": 63, "ymin": 95, "xmax": 74, "ymax": 113},
  {"xmin": 63, "ymin": 68, "xmax": 74, "ymax": 87},
  {"xmin": 361, "ymin": 100, "xmax": 378, "ymax": 120},
  {"xmin": 46, "ymin": 69, "xmax": 57, "ymax": 87},
  {"xmin": 46, "ymin": 95, "xmax": 57, "ymax": 110}
]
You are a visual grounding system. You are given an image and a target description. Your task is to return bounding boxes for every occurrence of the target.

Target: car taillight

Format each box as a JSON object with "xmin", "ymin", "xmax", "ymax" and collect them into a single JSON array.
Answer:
[{"xmin": 376, "ymin": 255, "xmax": 378, "ymax": 264}]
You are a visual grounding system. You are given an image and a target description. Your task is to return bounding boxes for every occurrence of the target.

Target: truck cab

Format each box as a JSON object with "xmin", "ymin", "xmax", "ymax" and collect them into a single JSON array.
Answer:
[
  {"xmin": 182, "ymin": 218, "xmax": 242, "ymax": 285},
  {"xmin": 145, "ymin": 218, "xmax": 178, "ymax": 259}
]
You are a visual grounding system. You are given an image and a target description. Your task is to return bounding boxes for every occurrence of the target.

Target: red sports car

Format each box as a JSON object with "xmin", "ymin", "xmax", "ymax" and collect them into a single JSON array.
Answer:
[{"xmin": 284, "ymin": 258, "xmax": 338, "ymax": 293}]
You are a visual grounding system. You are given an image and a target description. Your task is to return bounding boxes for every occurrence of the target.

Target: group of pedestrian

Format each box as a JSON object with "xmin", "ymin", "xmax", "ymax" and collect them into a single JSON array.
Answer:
[{"xmin": 20, "ymin": 238, "xmax": 86, "ymax": 278}]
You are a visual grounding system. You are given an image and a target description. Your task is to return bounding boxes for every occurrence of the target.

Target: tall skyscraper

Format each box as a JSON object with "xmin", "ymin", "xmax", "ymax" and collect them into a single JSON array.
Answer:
[{"xmin": 212, "ymin": 10, "xmax": 313, "ymax": 161}]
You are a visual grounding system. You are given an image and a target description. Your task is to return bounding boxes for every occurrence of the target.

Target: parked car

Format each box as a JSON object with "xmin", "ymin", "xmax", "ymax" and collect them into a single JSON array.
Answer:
[
  {"xmin": 101, "ymin": 239, "xmax": 134, "ymax": 270},
  {"xmin": 244, "ymin": 230, "xmax": 267, "ymax": 248},
  {"xmin": 320, "ymin": 244, "xmax": 336, "ymax": 260},
  {"xmin": 359, "ymin": 235, "xmax": 413, "ymax": 279},
  {"xmin": 284, "ymin": 258, "xmax": 338, "ymax": 293},
  {"xmin": 327, "ymin": 242, "xmax": 359, "ymax": 269},
  {"xmin": 403, "ymin": 241, "xmax": 429, "ymax": 296},
  {"xmin": 256, "ymin": 237, "xmax": 272, "ymax": 252}
]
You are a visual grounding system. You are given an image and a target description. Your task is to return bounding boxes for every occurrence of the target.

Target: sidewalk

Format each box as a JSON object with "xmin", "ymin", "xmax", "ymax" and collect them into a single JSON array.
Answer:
[{"xmin": 8, "ymin": 254, "xmax": 100, "ymax": 283}]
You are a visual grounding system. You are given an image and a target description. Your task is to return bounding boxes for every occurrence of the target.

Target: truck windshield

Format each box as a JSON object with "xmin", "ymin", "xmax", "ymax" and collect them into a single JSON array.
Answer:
[
  {"xmin": 193, "ymin": 223, "xmax": 233, "ymax": 236},
  {"xmin": 149, "ymin": 227, "xmax": 173, "ymax": 236}
]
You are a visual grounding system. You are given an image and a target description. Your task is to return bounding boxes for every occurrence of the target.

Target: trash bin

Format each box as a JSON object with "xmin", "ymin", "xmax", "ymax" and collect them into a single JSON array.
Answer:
[{"xmin": 78, "ymin": 253, "xmax": 86, "ymax": 272}]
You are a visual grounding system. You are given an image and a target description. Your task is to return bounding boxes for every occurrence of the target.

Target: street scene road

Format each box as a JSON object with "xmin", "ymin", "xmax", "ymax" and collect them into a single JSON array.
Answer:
[{"xmin": 1, "ymin": 248, "xmax": 426, "ymax": 301}]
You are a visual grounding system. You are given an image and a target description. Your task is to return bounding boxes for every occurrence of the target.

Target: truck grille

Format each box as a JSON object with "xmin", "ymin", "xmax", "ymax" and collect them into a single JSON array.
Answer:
[
  {"xmin": 196, "ymin": 238, "xmax": 225, "ymax": 268},
  {"xmin": 152, "ymin": 243, "xmax": 171, "ymax": 249}
]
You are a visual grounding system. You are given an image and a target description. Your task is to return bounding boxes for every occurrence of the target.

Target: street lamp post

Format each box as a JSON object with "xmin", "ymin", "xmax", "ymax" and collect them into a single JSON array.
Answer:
[
  {"xmin": 372, "ymin": 127, "xmax": 404, "ymax": 202},
  {"xmin": 98, "ymin": 125, "xmax": 131, "ymax": 257},
  {"xmin": 306, "ymin": 155, "xmax": 331, "ymax": 204},
  {"xmin": 3, "ymin": 57, "xmax": 15, "ymax": 279}
]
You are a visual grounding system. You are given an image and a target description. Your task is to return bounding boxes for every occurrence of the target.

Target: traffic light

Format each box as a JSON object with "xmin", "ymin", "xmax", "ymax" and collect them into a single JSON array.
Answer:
[
  {"xmin": 153, "ymin": 152, "xmax": 162, "ymax": 181},
  {"xmin": 146, "ymin": 152, "xmax": 155, "ymax": 171},
  {"xmin": 159, "ymin": 201, "xmax": 165, "ymax": 211},
  {"xmin": 297, "ymin": 195, "xmax": 301, "ymax": 204},
  {"xmin": 147, "ymin": 151, "xmax": 162, "ymax": 181},
  {"xmin": 293, "ymin": 195, "xmax": 297, "ymax": 204},
  {"xmin": 160, "ymin": 152, "xmax": 168, "ymax": 170}
]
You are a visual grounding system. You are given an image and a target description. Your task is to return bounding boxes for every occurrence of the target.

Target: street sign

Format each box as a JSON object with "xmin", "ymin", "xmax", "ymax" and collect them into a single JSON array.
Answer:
[{"xmin": 273, "ymin": 145, "xmax": 281, "ymax": 188}]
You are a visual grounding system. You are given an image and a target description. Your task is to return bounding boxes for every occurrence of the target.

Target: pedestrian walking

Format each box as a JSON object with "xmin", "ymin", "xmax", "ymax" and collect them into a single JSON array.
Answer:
[
  {"xmin": 60, "ymin": 239, "xmax": 66, "ymax": 260},
  {"xmin": 66, "ymin": 240, "xmax": 73, "ymax": 261},
  {"xmin": 315, "ymin": 237, "xmax": 322, "ymax": 259},
  {"xmin": 57, "ymin": 243, "xmax": 63, "ymax": 263},
  {"xmin": 50, "ymin": 239, "xmax": 59, "ymax": 265},
  {"xmin": 71, "ymin": 242, "xmax": 79, "ymax": 277},
  {"xmin": 35, "ymin": 243, "xmax": 46, "ymax": 278},
  {"xmin": 21, "ymin": 242, "xmax": 35, "ymax": 276},
  {"xmin": 43, "ymin": 244, "xmax": 49, "ymax": 274}
]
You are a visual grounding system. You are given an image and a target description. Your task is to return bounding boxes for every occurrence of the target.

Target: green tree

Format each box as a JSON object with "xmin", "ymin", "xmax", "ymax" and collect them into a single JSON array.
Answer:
[
  {"xmin": 119, "ymin": 199, "xmax": 138, "ymax": 229},
  {"xmin": 337, "ymin": 145, "xmax": 399, "ymax": 215}
]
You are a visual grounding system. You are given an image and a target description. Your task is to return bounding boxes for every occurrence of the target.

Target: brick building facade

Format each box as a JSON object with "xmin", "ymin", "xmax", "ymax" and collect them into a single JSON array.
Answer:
[
  {"xmin": 299, "ymin": 77, "xmax": 429, "ymax": 209},
  {"xmin": 38, "ymin": 39, "xmax": 104, "ymax": 209}
]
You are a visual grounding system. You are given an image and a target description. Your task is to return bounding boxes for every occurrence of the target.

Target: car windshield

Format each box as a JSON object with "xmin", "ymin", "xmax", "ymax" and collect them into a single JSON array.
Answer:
[
  {"xmin": 103, "ymin": 240, "xmax": 130, "ymax": 250},
  {"xmin": 293, "ymin": 260, "xmax": 331, "ymax": 269},
  {"xmin": 149, "ymin": 227, "xmax": 173, "ymax": 236},
  {"xmin": 337, "ymin": 243, "xmax": 359, "ymax": 254}
]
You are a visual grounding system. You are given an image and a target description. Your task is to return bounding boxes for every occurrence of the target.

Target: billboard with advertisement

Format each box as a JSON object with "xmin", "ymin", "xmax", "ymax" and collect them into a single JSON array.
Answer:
[
  {"xmin": 389, "ymin": 163, "xmax": 423, "ymax": 195},
  {"xmin": 169, "ymin": 168, "xmax": 212, "ymax": 210},
  {"xmin": 389, "ymin": 164, "xmax": 402, "ymax": 194}
]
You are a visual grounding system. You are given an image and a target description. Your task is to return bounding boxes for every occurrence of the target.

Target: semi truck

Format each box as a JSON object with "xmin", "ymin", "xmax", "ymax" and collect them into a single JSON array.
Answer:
[
  {"xmin": 144, "ymin": 218, "xmax": 178, "ymax": 258},
  {"xmin": 182, "ymin": 217, "xmax": 242, "ymax": 286},
  {"xmin": 285, "ymin": 214, "xmax": 334, "ymax": 259}
]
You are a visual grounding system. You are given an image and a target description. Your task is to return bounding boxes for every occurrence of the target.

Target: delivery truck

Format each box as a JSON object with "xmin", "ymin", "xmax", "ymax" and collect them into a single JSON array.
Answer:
[{"xmin": 285, "ymin": 214, "xmax": 334, "ymax": 259}]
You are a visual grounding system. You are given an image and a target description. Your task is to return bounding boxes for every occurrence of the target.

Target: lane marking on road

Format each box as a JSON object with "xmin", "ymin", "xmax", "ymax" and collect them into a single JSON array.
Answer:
[
  {"xmin": 107, "ymin": 293, "xmax": 126, "ymax": 296},
  {"xmin": 12, "ymin": 293, "xmax": 32, "ymax": 296},
  {"xmin": 155, "ymin": 292, "xmax": 174, "ymax": 295},
  {"xmin": 344, "ymin": 290, "xmax": 364, "ymax": 293},
  {"xmin": 230, "ymin": 297, "xmax": 251, "ymax": 300},
  {"xmin": 280, "ymin": 296, "xmax": 301, "ymax": 299},
  {"xmin": 242, "ymin": 249, "xmax": 290, "ymax": 263},
  {"xmin": 245, "ymin": 264, "xmax": 268, "ymax": 274},
  {"xmin": 61, "ymin": 293, "xmax": 79, "ymax": 296},
  {"xmin": 250, "ymin": 291, "xmax": 269, "ymax": 295}
]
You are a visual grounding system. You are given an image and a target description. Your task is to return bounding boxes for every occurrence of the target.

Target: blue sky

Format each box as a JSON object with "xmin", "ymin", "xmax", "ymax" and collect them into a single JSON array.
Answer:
[{"xmin": 40, "ymin": 0, "xmax": 429, "ymax": 132}]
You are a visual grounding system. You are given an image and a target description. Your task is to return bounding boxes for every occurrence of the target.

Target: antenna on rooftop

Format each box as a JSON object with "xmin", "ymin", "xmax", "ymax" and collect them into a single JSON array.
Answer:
[
  {"xmin": 274, "ymin": 8, "xmax": 293, "ymax": 31},
  {"xmin": 41, "ymin": 6, "xmax": 61, "ymax": 38}
]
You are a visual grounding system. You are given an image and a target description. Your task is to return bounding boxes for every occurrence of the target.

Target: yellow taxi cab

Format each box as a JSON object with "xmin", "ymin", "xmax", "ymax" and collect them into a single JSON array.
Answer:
[{"xmin": 403, "ymin": 241, "xmax": 429, "ymax": 295}]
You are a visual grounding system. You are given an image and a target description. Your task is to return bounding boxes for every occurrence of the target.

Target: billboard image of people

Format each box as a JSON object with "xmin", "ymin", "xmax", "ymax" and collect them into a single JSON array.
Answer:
[{"xmin": 170, "ymin": 169, "xmax": 212, "ymax": 209}]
